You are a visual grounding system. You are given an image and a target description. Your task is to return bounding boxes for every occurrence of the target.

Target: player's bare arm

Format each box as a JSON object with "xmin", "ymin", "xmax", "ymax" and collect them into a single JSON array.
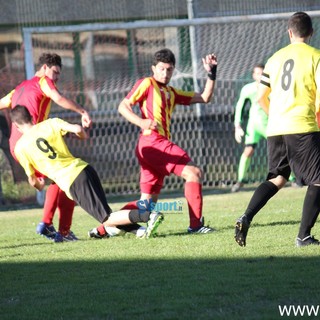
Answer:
[
  {"xmin": 118, "ymin": 98, "xmax": 157, "ymax": 130},
  {"xmin": 60, "ymin": 121, "xmax": 88, "ymax": 140},
  {"xmin": 190, "ymin": 53, "xmax": 217, "ymax": 104},
  {"xmin": 46, "ymin": 88, "xmax": 92, "ymax": 128},
  {"xmin": 257, "ymin": 84, "xmax": 271, "ymax": 115}
]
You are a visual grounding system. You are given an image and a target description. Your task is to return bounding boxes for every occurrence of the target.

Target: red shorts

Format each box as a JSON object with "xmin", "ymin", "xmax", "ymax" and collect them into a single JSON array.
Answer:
[{"xmin": 136, "ymin": 131, "xmax": 191, "ymax": 194}]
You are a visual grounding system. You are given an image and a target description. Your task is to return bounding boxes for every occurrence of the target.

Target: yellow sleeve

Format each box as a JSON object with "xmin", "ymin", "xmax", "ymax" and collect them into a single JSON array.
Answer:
[
  {"xmin": 0, "ymin": 89, "xmax": 15, "ymax": 108},
  {"xmin": 14, "ymin": 142, "xmax": 35, "ymax": 177}
]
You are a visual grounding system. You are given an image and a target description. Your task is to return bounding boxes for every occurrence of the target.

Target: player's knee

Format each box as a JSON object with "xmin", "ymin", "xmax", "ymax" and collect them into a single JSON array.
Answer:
[
  {"xmin": 191, "ymin": 166, "xmax": 202, "ymax": 181},
  {"xmin": 181, "ymin": 164, "xmax": 202, "ymax": 182}
]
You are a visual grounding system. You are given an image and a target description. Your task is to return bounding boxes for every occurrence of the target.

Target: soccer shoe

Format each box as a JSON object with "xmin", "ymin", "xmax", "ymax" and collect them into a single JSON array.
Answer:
[
  {"xmin": 234, "ymin": 214, "xmax": 250, "ymax": 247},
  {"xmin": 36, "ymin": 222, "xmax": 57, "ymax": 239},
  {"xmin": 135, "ymin": 226, "xmax": 147, "ymax": 238},
  {"xmin": 295, "ymin": 235, "xmax": 320, "ymax": 247},
  {"xmin": 53, "ymin": 231, "xmax": 79, "ymax": 243},
  {"xmin": 187, "ymin": 217, "xmax": 214, "ymax": 234},
  {"xmin": 142, "ymin": 212, "xmax": 164, "ymax": 239},
  {"xmin": 231, "ymin": 182, "xmax": 244, "ymax": 193},
  {"xmin": 116, "ymin": 224, "xmax": 146, "ymax": 238},
  {"xmin": 65, "ymin": 231, "xmax": 79, "ymax": 241},
  {"xmin": 88, "ymin": 227, "xmax": 109, "ymax": 239}
]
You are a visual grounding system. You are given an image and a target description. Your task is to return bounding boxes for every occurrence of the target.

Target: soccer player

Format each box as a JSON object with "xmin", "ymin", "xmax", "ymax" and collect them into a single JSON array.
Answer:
[
  {"xmin": 0, "ymin": 53, "xmax": 92, "ymax": 241},
  {"xmin": 234, "ymin": 12, "xmax": 320, "ymax": 247},
  {"xmin": 231, "ymin": 64, "xmax": 267, "ymax": 192},
  {"xmin": 117, "ymin": 48, "xmax": 217, "ymax": 234},
  {"xmin": 10, "ymin": 105, "xmax": 162, "ymax": 241}
]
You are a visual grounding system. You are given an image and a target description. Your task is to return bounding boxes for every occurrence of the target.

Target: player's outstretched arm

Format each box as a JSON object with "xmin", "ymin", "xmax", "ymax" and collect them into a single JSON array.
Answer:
[
  {"xmin": 45, "ymin": 87, "xmax": 92, "ymax": 128},
  {"xmin": 190, "ymin": 53, "xmax": 217, "ymax": 104},
  {"xmin": 59, "ymin": 121, "xmax": 88, "ymax": 140}
]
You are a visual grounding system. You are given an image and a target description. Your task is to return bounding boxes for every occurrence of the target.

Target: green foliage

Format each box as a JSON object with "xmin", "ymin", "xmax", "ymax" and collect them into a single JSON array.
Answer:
[{"xmin": 0, "ymin": 186, "xmax": 319, "ymax": 319}]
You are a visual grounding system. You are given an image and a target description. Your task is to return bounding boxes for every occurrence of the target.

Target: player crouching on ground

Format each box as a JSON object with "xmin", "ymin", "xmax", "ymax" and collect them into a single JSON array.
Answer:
[{"xmin": 10, "ymin": 105, "xmax": 163, "ymax": 242}]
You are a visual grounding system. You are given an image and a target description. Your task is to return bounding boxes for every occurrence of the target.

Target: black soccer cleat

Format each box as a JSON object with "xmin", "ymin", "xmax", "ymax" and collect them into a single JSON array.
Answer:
[
  {"xmin": 295, "ymin": 235, "xmax": 320, "ymax": 247},
  {"xmin": 234, "ymin": 214, "xmax": 250, "ymax": 247}
]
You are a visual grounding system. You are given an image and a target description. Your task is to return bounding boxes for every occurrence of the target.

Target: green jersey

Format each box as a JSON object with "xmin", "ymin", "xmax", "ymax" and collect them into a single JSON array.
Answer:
[{"xmin": 234, "ymin": 81, "xmax": 268, "ymax": 126}]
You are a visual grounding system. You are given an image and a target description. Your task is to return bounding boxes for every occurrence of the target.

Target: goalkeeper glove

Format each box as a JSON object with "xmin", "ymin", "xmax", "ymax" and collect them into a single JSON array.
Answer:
[{"xmin": 235, "ymin": 125, "xmax": 245, "ymax": 144}]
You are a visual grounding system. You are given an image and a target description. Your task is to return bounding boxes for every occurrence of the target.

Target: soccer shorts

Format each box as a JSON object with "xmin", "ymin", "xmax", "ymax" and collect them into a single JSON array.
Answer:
[
  {"xmin": 136, "ymin": 132, "xmax": 191, "ymax": 194},
  {"xmin": 69, "ymin": 165, "xmax": 112, "ymax": 223},
  {"xmin": 267, "ymin": 132, "xmax": 320, "ymax": 185},
  {"xmin": 244, "ymin": 115, "xmax": 268, "ymax": 145}
]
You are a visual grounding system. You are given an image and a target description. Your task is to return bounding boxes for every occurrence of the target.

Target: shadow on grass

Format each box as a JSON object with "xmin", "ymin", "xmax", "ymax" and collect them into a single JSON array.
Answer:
[{"xmin": 1, "ymin": 255, "xmax": 319, "ymax": 320}]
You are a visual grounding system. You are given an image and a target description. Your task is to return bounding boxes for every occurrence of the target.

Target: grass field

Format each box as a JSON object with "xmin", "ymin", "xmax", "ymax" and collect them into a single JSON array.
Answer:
[{"xmin": 1, "ymin": 185, "xmax": 319, "ymax": 320}]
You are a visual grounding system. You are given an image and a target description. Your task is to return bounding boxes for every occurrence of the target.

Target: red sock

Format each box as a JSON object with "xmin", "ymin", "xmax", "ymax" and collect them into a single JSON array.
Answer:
[
  {"xmin": 184, "ymin": 182, "xmax": 203, "ymax": 228},
  {"xmin": 42, "ymin": 183, "xmax": 59, "ymax": 225},
  {"xmin": 97, "ymin": 224, "xmax": 107, "ymax": 235},
  {"xmin": 120, "ymin": 200, "xmax": 138, "ymax": 210},
  {"xmin": 94, "ymin": 201, "xmax": 139, "ymax": 236},
  {"xmin": 57, "ymin": 189, "xmax": 75, "ymax": 235}
]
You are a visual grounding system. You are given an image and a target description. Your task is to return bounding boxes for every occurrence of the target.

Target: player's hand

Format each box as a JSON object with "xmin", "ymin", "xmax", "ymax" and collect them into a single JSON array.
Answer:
[
  {"xmin": 140, "ymin": 119, "xmax": 157, "ymax": 130},
  {"xmin": 202, "ymin": 53, "xmax": 218, "ymax": 73},
  {"xmin": 235, "ymin": 125, "xmax": 245, "ymax": 144},
  {"xmin": 37, "ymin": 177, "xmax": 46, "ymax": 191},
  {"xmin": 81, "ymin": 110, "xmax": 92, "ymax": 128}
]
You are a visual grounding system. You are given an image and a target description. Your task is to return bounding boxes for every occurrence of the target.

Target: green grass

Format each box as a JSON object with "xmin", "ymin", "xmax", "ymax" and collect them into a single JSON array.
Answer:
[{"xmin": 1, "ymin": 186, "xmax": 319, "ymax": 320}]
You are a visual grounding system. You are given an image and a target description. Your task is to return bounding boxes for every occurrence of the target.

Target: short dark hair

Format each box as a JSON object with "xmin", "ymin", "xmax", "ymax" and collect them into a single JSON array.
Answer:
[
  {"xmin": 253, "ymin": 63, "xmax": 265, "ymax": 70},
  {"xmin": 288, "ymin": 12, "xmax": 313, "ymax": 38},
  {"xmin": 10, "ymin": 105, "xmax": 33, "ymax": 125},
  {"xmin": 38, "ymin": 53, "xmax": 62, "ymax": 69},
  {"xmin": 153, "ymin": 48, "xmax": 176, "ymax": 66}
]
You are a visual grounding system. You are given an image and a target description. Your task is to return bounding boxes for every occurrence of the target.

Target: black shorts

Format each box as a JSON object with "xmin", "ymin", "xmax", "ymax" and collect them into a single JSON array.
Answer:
[
  {"xmin": 267, "ymin": 132, "xmax": 320, "ymax": 185},
  {"xmin": 69, "ymin": 165, "xmax": 112, "ymax": 223}
]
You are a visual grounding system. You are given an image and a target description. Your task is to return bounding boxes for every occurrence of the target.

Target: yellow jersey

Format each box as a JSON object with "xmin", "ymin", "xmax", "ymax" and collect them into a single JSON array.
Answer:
[
  {"xmin": 260, "ymin": 42, "xmax": 320, "ymax": 136},
  {"xmin": 14, "ymin": 118, "xmax": 88, "ymax": 199}
]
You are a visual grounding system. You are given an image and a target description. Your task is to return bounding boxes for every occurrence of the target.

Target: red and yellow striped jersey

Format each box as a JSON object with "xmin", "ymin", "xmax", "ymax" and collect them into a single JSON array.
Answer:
[
  {"xmin": 0, "ymin": 75, "xmax": 57, "ymax": 155},
  {"xmin": 126, "ymin": 77, "xmax": 194, "ymax": 139}
]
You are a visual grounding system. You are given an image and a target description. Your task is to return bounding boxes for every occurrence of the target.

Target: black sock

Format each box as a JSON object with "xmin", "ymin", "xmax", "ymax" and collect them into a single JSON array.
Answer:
[
  {"xmin": 298, "ymin": 185, "xmax": 320, "ymax": 239},
  {"xmin": 128, "ymin": 210, "xmax": 150, "ymax": 223},
  {"xmin": 117, "ymin": 224, "xmax": 142, "ymax": 232},
  {"xmin": 244, "ymin": 181, "xmax": 279, "ymax": 222}
]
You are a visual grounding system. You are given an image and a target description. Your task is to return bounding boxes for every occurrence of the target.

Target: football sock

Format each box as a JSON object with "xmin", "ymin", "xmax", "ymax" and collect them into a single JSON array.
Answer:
[
  {"xmin": 244, "ymin": 181, "xmax": 278, "ymax": 222},
  {"xmin": 42, "ymin": 183, "xmax": 59, "ymax": 225},
  {"xmin": 185, "ymin": 181, "xmax": 203, "ymax": 228},
  {"xmin": 129, "ymin": 210, "xmax": 150, "ymax": 223},
  {"xmin": 298, "ymin": 185, "xmax": 320, "ymax": 239},
  {"xmin": 97, "ymin": 224, "xmax": 107, "ymax": 236},
  {"xmin": 57, "ymin": 188, "xmax": 75, "ymax": 235},
  {"xmin": 117, "ymin": 224, "xmax": 142, "ymax": 232},
  {"xmin": 238, "ymin": 154, "xmax": 251, "ymax": 182}
]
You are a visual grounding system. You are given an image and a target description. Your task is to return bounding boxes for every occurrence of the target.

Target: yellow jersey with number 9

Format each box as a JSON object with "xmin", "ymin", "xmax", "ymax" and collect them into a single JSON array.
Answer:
[
  {"xmin": 260, "ymin": 42, "xmax": 320, "ymax": 136},
  {"xmin": 14, "ymin": 118, "xmax": 88, "ymax": 199}
]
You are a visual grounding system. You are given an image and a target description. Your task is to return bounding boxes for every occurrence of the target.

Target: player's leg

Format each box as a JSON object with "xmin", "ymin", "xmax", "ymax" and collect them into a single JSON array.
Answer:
[
  {"xmin": 285, "ymin": 132, "xmax": 320, "ymax": 246},
  {"xmin": 36, "ymin": 182, "xmax": 59, "ymax": 239},
  {"xmin": 296, "ymin": 185, "xmax": 320, "ymax": 246},
  {"xmin": 68, "ymin": 165, "xmax": 163, "ymax": 240},
  {"xmin": 234, "ymin": 136, "xmax": 289, "ymax": 247},
  {"xmin": 232, "ymin": 119, "xmax": 259, "ymax": 192},
  {"xmin": 232, "ymin": 145, "xmax": 255, "ymax": 192},
  {"xmin": 55, "ymin": 188, "xmax": 76, "ymax": 241},
  {"xmin": 174, "ymin": 160, "xmax": 213, "ymax": 233}
]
